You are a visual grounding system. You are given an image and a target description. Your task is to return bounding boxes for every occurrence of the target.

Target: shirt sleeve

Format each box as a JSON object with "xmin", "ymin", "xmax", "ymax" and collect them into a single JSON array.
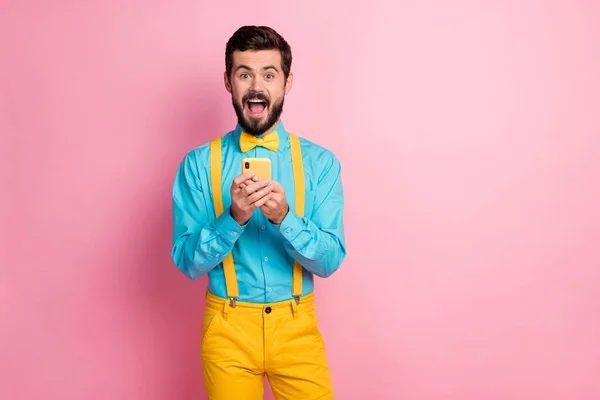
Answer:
[
  {"xmin": 171, "ymin": 151, "xmax": 245, "ymax": 279},
  {"xmin": 277, "ymin": 150, "xmax": 346, "ymax": 278}
]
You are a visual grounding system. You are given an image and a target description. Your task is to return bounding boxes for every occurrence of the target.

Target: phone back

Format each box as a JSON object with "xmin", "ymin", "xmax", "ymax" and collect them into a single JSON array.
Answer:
[{"xmin": 242, "ymin": 158, "xmax": 272, "ymax": 180}]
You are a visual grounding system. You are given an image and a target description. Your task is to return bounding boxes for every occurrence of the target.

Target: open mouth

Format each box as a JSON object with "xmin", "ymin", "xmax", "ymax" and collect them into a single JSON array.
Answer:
[{"xmin": 246, "ymin": 99, "xmax": 268, "ymax": 116}]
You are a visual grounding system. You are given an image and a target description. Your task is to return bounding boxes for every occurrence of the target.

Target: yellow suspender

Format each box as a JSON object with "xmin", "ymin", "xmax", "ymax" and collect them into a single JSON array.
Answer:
[
  {"xmin": 289, "ymin": 134, "xmax": 304, "ymax": 300},
  {"xmin": 210, "ymin": 134, "xmax": 304, "ymax": 306},
  {"xmin": 210, "ymin": 139, "xmax": 239, "ymax": 303}
]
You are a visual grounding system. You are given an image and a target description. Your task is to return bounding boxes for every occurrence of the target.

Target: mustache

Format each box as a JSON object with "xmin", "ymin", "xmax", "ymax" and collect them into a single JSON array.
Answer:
[{"xmin": 242, "ymin": 92, "xmax": 270, "ymax": 105}]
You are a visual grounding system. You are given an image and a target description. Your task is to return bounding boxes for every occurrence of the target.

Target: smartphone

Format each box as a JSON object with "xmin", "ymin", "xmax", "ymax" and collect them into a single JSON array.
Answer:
[{"xmin": 242, "ymin": 157, "xmax": 272, "ymax": 180}]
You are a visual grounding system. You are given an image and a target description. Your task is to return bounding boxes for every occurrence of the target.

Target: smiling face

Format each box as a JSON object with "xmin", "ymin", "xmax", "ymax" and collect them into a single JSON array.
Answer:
[{"xmin": 225, "ymin": 49, "xmax": 293, "ymax": 136}]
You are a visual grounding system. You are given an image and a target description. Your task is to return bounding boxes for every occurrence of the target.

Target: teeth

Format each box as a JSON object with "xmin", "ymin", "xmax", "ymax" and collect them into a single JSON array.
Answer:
[{"xmin": 248, "ymin": 99, "xmax": 265, "ymax": 103}]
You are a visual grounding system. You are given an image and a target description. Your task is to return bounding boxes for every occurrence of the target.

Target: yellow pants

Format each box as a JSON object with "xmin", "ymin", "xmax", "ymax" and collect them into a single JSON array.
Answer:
[{"xmin": 200, "ymin": 290, "xmax": 334, "ymax": 399}]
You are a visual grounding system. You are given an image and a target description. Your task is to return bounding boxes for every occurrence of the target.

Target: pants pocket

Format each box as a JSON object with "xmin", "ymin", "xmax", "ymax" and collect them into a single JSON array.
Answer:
[
  {"xmin": 302, "ymin": 307, "xmax": 325, "ymax": 342},
  {"xmin": 200, "ymin": 308, "xmax": 219, "ymax": 348}
]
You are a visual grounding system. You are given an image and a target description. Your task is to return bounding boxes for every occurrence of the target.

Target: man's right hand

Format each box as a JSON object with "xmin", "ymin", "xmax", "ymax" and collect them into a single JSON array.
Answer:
[{"xmin": 230, "ymin": 172, "xmax": 273, "ymax": 225}]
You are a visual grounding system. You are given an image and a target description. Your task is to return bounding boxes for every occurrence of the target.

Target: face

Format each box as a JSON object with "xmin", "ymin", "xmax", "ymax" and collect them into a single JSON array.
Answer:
[{"xmin": 225, "ymin": 49, "xmax": 293, "ymax": 136}]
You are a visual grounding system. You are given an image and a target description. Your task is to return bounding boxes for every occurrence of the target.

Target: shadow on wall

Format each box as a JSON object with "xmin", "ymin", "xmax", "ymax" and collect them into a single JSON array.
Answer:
[{"xmin": 131, "ymin": 76, "xmax": 227, "ymax": 400}]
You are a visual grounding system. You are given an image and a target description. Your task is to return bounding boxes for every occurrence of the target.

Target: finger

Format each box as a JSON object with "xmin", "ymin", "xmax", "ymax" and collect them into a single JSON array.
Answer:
[
  {"xmin": 247, "ymin": 183, "xmax": 274, "ymax": 205},
  {"xmin": 244, "ymin": 176, "xmax": 260, "ymax": 186},
  {"xmin": 233, "ymin": 179, "xmax": 254, "ymax": 195},
  {"xmin": 233, "ymin": 172, "xmax": 255, "ymax": 186},
  {"xmin": 238, "ymin": 178, "xmax": 254, "ymax": 189},
  {"xmin": 235, "ymin": 180, "xmax": 256, "ymax": 195},
  {"xmin": 269, "ymin": 180, "xmax": 285, "ymax": 194},
  {"xmin": 260, "ymin": 198, "xmax": 277, "ymax": 210},
  {"xmin": 252, "ymin": 192, "xmax": 272, "ymax": 209},
  {"xmin": 243, "ymin": 179, "xmax": 271, "ymax": 197},
  {"xmin": 235, "ymin": 182, "xmax": 248, "ymax": 193}
]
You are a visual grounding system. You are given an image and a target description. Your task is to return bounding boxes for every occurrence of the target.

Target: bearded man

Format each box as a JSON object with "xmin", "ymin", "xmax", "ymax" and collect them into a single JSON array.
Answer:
[{"xmin": 171, "ymin": 25, "xmax": 346, "ymax": 400}]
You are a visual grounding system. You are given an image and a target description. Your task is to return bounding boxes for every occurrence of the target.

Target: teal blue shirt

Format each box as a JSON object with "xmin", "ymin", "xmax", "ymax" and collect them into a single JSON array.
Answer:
[{"xmin": 171, "ymin": 120, "xmax": 346, "ymax": 303}]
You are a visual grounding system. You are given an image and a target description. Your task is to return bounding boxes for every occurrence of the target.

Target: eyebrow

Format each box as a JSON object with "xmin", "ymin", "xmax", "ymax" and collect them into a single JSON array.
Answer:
[{"xmin": 235, "ymin": 64, "xmax": 280, "ymax": 73}]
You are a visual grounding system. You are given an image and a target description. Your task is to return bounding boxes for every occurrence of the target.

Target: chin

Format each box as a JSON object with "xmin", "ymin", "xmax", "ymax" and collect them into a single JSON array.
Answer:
[{"xmin": 233, "ymin": 95, "xmax": 284, "ymax": 136}]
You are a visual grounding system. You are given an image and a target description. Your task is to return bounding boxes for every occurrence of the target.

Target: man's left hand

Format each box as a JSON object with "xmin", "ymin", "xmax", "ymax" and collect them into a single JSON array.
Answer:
[{"xmin": 260, "ymin": 180, "xmax": 289, "ymax": 224}]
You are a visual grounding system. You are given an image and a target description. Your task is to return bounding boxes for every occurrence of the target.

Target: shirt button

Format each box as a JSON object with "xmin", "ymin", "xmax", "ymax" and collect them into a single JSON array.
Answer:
[
  {"xmin": 268, "ymin": 287, "xmax": 273, "ymax": 292},
  {"xmin": 232, "ymin": 231, "xmax": 237, "ymax": 236},
  {"xmin": 261, "ymin": 225, "xmax": 266, "ymax": 230},
  {"xmin": 264, "ymin": 257, "xmax": 269, "ymax": 262},
  {"xmin": 265, "ymin": 307, "xmax": 272, "ymax": 314},
  {"xmin": 285, "ymin": 228, "xmax": 291, "ymax": 233}
]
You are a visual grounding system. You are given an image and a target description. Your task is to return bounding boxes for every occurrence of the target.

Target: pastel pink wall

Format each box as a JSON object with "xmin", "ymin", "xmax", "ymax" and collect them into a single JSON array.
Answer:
[{"xmin": 2, "ymin": 1, "xmax": 599, "ymax": 399}]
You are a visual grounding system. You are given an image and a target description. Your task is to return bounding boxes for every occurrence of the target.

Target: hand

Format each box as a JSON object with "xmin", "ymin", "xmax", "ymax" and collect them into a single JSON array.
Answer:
[
  {"xmin": 230, "ymin": 172, "xmax": 273, "ymax": 225},
  {"xmin": 260, "ymin": 180, "xmax": 289, "ymax": 224}
]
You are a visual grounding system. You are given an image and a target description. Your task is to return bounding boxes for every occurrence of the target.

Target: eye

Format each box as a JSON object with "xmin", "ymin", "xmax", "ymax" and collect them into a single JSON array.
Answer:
[
  {"xmin": 240, "ymin": 73, "xmax": 250, "ymax": 79},
  {"xmin": 265, "ymin": 73, "xmax": 274, "ymax": 79}
]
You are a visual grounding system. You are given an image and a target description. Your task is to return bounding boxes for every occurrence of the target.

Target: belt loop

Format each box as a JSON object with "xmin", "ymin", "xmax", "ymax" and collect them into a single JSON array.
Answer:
[{"xmin": 291, "ymin": 298, "xmax": 299, "ymax": 320}]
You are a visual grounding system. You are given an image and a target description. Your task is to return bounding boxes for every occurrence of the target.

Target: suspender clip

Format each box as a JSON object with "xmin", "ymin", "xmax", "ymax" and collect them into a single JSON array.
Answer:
[
  {"xmin": 294, "ymin": 295, "xmax": 300, "ymax": 305},
  {"xmin": 229, "ymin": 297, "xmax": 237, "ymax": 308}
]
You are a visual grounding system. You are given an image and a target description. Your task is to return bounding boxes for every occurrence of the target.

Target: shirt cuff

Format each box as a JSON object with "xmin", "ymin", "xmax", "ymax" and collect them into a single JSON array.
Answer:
[
  {"xmin": 215, "ymin": 206, "xmax": 246, "ymax": 244},
  {"xmin": 278, "ymin": 208, "xmax": 304, "ymax": 240}
]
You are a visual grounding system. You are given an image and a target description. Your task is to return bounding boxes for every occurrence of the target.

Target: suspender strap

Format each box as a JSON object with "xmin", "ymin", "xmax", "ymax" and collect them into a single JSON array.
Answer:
[
  {"xmin": 209, "ymin": 133, "xmax": 305, "ymax": 306},
  {"xmin": 289, "ymin": 133, "xmax": 304, "ymax": 301},
  {"xmin": 210, "ymin": 138, "xmax": 239, "ymax": 304}
]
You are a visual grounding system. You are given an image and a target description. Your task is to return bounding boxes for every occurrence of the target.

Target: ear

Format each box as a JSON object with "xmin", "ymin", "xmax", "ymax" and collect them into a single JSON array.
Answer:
[
  {"xmin": 224, "ymin": 71, "xmax": 232, "ymax": 93},
  {"xmin": 284, "ymin": 71, "xmax": 293, "ymax": 95}
]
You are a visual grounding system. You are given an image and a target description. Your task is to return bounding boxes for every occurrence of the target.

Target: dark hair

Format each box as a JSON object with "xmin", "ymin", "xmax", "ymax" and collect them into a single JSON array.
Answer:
[{"xmin": 225, "ymin": 26, "xmax": 292, "ymax": 80}]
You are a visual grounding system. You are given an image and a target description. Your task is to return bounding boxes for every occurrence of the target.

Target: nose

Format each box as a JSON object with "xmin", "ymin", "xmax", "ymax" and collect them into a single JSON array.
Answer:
[{"xmin": 250, "ymin": 76, "xmax": 264, "ymax": 92}]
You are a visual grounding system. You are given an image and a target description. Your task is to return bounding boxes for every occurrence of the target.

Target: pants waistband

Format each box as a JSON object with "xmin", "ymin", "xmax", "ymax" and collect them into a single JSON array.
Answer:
[{"xmin": 205, "ymin": 290, "xmax": 315, "ymax": 318}]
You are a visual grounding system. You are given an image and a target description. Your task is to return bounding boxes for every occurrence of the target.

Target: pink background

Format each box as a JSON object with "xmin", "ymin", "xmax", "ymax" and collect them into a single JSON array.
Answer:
[{"xmin": 2, "ymin": 1, "xmax": 600, "ymax": 399}]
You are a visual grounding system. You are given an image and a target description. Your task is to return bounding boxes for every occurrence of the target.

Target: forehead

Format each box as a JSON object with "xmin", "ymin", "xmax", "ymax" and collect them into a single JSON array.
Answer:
[{"xmin": 231, "ymin": 49, "xmax": 282, "ymax": 69}]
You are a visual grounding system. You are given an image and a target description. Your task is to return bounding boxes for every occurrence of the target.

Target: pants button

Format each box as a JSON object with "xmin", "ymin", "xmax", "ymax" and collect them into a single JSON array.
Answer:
[{"xmin": 265, "ymin": 307, "xmax": 272, "ymax": 314}]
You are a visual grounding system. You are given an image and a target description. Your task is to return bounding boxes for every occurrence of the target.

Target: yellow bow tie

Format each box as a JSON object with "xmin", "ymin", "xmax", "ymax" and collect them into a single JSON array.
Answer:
[{"xmin": 239, "ymin": 130, "xmax": 279, "ymax": 152}]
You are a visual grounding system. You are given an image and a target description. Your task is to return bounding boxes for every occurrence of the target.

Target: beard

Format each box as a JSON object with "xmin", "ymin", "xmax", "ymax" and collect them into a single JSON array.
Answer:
[{"xmin": 233, "ymin": 91, "xmax": 285, "ymax": 136}]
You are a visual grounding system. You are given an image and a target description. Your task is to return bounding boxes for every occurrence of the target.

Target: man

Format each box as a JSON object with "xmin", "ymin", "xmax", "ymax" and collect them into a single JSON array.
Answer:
[{"xmin": 171, "ymin": 25, "xmax": 346, "ymax": 399}]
